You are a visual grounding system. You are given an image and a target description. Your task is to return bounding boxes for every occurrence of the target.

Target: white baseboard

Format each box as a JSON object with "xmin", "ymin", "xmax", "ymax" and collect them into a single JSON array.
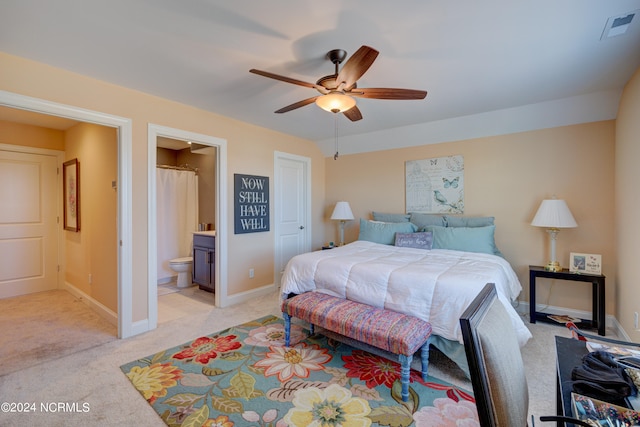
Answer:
[
  {"xmin": 63, "ymin": 282, "xmax": 118, "ymax": 327},
  {"xmin": 130, "ymin": 319, "xmax": 150, "ymax": 337},
  {"xmin": 610, "ymin": 317, "xmax": 632, "ymax": 341},
  {"xmin": 157, "ymin": 276, "xmax": 176, "ymax": 285},
  {"xmin": 515, "ymin": 300, "xmax": 628, "ymax": 338},
  {"xmin": 225, "ymin": 283, "xmax": 277, "ymax": 307}
]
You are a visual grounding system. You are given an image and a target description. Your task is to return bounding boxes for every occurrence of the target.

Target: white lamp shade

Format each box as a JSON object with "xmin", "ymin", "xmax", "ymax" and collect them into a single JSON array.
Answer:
[
  {"xmin": 331, "ymin": 201, "xmax": 354, "ymax": 221},
  {"xmin": 315, "ymin": 92, "xmax": 357, "ymax": 113},
  {"xmin": 531, "ymin": 199, "xmax": 577, "ymax": 228}
]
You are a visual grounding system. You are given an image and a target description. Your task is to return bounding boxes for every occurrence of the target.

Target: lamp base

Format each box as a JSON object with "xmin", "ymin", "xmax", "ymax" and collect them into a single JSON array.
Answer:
[{"xmin": 544, "ymin": 261, "xmax": 562, "ymax": 272}]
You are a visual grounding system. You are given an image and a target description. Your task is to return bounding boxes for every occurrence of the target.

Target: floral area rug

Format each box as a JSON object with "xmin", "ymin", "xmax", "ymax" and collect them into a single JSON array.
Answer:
[{"xmin": 120, "ymin": 315, "xmax": 478, "ymax": 427}]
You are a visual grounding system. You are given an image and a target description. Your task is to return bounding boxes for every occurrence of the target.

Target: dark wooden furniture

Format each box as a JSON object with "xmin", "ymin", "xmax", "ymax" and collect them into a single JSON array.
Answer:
[
  {"xmin": 554, "ymin": 336, "xmax": 633, "ymax": 426},
  {"xmin": 193, "ymin": 234, "xmax": 215, "ymax": 292},
  {"xmin": 554, "ymin": 336, "xmax": 589, "ymax": 426},
  {"xmin": 529, "ymin": 265, "xmax": 606, "ymax": 336},
  {"xmin": 460, "ymin": 284, "xmax": 529, "ymax": 426},
  {"xmin": 460, "ymin": 284, "xmax": 589, "ymax": 426}
]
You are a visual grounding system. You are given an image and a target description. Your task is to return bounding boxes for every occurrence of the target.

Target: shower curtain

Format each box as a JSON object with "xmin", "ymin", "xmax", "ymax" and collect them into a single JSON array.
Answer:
[{"xmin": 157, "ymin": 168, "xmax": 198, "ymax": 282}]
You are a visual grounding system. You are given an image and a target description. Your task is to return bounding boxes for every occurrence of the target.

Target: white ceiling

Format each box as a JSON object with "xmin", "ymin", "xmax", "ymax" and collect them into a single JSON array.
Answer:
[{"xmin": 1, "ymin": 1, "xmax": 640, "ymax": 147}]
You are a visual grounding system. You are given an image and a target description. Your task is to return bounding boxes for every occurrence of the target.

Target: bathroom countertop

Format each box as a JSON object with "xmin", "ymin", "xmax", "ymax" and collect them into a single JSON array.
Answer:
[{"xmin": 193, "ymin": 230, "xmax": 216, "ymax": 236}]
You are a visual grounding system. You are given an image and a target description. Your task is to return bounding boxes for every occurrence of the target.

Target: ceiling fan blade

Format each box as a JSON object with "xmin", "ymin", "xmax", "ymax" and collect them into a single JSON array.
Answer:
[
  {"xmin": 336, "ymin": 46, "xmax": 379, "ymax": 90},
  {"xmin": 349, "ymin": 88, "xmax": 427, "ymax": 100},
  {"xmin": 343, "ymin": 105, "xmax": 363, "ymax": 122},
  {"xmin": 274, "ymin": 96, "xmax": 319, "ymax": 113},
  {"xmin": 250, "ymin": 69, "xmax": 322, "ymax": 90}
]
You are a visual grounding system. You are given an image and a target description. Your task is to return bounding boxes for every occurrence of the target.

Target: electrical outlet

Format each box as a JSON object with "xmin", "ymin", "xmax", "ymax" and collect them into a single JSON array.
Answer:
[
  {"xmin": 635, "ymin": 312, "xmax": 639, "ymax": 330},
  {"xmin": 88, "ymin": 273, "xmax": 92, "ymax": 284},
  {"xmin": 249, "ymin": 268, "xmax": 254, "ymax": 279}
]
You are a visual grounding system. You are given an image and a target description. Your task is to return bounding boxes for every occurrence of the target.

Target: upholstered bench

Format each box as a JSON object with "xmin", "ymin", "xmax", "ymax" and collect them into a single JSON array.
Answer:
[{"xmin": 281, "ymin": 291, "xmax": 432, "ymax": 402}]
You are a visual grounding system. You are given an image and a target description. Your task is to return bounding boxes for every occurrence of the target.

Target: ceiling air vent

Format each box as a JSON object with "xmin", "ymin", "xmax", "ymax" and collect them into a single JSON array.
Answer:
[{"xmin": 601, "ymin": 10, "xmax": 638, "ymax": 40}]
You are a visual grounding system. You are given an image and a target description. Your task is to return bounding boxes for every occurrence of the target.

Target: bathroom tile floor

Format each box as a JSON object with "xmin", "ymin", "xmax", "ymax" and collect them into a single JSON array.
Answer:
[
  {"xmin": 157, "ymin": 282, "xmax": 181, "ymax": 296},
  {"xmin": 157, "ymin": 283, "xmax": 216, "ymax": 323}
]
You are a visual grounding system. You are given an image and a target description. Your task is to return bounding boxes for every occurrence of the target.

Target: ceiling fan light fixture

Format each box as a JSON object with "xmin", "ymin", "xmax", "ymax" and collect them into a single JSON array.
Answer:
[
  {"xmin": 315, "ymin": 91, "xmax": 356, "ymax": 113},
  {"xmin": 251, "ymin": 45, "xmax": 425, "ymax": 121}
]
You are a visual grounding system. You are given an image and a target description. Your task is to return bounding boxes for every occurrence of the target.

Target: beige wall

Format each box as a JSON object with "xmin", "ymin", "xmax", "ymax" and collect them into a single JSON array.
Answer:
[
  {"xmin": 325, "ymin": 121, "xmax": 616, "ymax": 315},
  {"xmin": 616, "ymin": 66, "xmax": 640, "ymax": 340},
  {"xmin": 3, "ymin": 49, "xmax": 637, "ymax": 336},
  {"xmin": 0, "ymin": 52, "xmax": 326, "ymax": 323},
  {"xmin": 0, "ymin": 119, "xmax": 64, "ymax": 150},
  {"xmin": 156, "ymin": 147, "xmax": 177, "ymax": 165},
  {"xmin": 64, "ymin": 123, "xmax": 118, "ymax": 312}
]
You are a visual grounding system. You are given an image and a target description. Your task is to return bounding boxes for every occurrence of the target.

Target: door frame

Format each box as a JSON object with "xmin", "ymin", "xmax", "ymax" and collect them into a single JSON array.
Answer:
[
  {"xmin": 147, "ymin": 124, "xmax": 228, "ymax": 329},
  {"xmin": 0, "ymin": 90, "xmax": 134, "ymax": 338},
  {"xmin": 273, "ymin": 151, "xmax": 312, "ymax": 288}
]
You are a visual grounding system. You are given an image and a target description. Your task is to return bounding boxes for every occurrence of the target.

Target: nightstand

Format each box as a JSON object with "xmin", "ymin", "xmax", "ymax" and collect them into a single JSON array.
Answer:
[{"xmin": 529, "ymin": 265, "xmax": 606, "ymax": 336}]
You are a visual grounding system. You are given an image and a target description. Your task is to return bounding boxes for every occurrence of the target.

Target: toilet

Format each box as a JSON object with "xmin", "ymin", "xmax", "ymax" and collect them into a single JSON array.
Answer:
[{"xmin": 168, "ymin": 257, "xmax": 193, "ymax": 288}]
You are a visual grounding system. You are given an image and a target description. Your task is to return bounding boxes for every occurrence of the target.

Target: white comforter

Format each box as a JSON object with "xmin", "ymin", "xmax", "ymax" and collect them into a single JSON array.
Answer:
[{"xmin": 280, "ymin": 241, "xmax": 532, "ymax": 347}]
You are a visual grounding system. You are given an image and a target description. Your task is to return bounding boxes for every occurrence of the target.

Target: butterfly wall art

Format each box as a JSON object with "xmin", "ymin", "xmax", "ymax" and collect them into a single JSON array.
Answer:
[
  {"xmin": 405, "ymin": 155, "xmax": 464, "ymax": 214},
  {"xmin": 443, "ymin": 177, "xmax": 459, "ymax": 189}
]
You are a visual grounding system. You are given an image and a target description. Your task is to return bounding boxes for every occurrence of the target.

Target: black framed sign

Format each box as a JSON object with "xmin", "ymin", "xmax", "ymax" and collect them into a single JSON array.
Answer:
[{"xmin": 234, "ymin": 174, "xmax": 270, "ymax": 234}]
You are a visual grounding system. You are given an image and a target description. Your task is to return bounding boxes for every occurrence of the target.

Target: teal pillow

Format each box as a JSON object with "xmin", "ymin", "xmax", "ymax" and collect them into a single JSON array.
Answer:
[
  {"xmin": 425, "ymin": 225, "xmax": 497, "ymax": 255},
  {"xmin": 372, "ymin": 212, "xmax": 411, "ymax": 223},
  {"xmin": 444, "ymin": 215, "xmax": 495, "ymax": 227},
  {"xmin": 358, "ymin": 219, "xmax": 418, "ymax": 245},
  {"xmin": 409, "ymin": 212, "xmax": 446, "ymax": 229}
]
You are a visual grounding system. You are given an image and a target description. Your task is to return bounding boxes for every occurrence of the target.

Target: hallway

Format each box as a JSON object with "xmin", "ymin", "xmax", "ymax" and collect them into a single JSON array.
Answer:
[
  {"xmin": 0, "ymin": 290, "xmax": 117, "ymax": 376},
  {"xmin": 0, "ymin": 284, "xmax": 219, "ymax": 376}
]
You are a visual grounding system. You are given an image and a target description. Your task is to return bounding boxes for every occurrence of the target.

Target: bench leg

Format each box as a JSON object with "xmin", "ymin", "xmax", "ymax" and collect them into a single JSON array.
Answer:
[
  {"xmin": 283, "ymin": 312, "xmax": 291, "ymax": 346},
  {"xmin": 398, "ymin": 354, "xmax": 412, "ymax": 402},
  {"xmin": 421, "ymin": 337, "xmax": 431, "ymax": 381}
]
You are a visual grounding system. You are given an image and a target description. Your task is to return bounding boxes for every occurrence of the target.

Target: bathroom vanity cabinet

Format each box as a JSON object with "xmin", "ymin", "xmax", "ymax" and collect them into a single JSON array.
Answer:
[{"xmin": 193, "ymin": 233, "xmax": 215, "ymax": 293}]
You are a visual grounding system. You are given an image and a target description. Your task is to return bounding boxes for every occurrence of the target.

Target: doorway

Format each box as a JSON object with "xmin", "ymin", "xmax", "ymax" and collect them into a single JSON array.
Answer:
[
  {"xmin": 147, "ymin": 124, "xmax": 228, "ymax": 330},
  {"xmin": 0, "ymin": 90, "xmax": 134, "ymax": 338}
]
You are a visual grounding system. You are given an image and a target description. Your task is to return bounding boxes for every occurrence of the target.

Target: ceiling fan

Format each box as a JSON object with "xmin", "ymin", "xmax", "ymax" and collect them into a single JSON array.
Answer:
[{"xmin": 249, "ymin": 45, "xmax": 427, "ymax": 122}]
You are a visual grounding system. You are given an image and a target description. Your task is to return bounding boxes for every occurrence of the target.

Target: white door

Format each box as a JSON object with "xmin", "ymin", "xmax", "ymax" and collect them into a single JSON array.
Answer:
[
  {"xmin": 0, "ymin": 149, "xmax": 58, "ymax": 298},
  {"xmin": 274, "ymin": 152, "xmax": 311, "ymax": 289}
]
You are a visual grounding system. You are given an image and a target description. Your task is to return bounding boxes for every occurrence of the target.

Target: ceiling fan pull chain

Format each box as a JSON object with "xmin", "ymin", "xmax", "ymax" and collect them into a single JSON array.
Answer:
[{"xmin": 334, "ymin": 113, "xmax": 339, "ymax": 160}]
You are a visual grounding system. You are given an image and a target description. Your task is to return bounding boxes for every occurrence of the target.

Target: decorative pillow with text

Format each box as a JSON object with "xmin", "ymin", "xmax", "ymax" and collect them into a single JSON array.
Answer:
[{"xmin": 395, "ymin": 232, "xmax": 433, "ymax": 250}]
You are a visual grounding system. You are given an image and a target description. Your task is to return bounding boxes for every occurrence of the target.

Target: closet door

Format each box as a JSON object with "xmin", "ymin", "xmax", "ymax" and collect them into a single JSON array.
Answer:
[
  {"xmin": 274, "ymin": 153, "xmax": 311, "ymax": 289},
  {"xmin": 0, "ymin": 149, "xmax": 58, "ymax": 298}
]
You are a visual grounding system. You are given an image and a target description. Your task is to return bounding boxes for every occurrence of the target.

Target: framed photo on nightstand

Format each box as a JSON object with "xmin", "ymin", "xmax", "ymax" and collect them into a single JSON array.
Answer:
[{"xmin": 569, "ymin": 252, "xmax": 602, "ymax": 275}]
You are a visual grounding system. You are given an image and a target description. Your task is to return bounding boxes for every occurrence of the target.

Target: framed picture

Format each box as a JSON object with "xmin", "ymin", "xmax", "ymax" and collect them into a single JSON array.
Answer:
[
  {"xmin": 406, "ymin": 155, "xmax": 464, "ymax": 214},
  {"xmin": 63, "ymin": 158, "xmax": 80, "ymax": 232},
  {"xmin": 569, "ymin": 252, "xmax": 601, "ymax": 275}
]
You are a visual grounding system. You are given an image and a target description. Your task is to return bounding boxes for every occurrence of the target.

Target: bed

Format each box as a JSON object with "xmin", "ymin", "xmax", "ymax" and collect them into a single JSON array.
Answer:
[{"xmin": 279, "ymin": 214, "xmax": 533, "ymax": 375}]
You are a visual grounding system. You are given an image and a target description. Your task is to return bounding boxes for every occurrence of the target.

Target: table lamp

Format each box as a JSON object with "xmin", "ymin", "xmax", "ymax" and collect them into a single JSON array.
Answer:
[
  {"xmin": 531, "ymin": 198, "xmax": 577, "ymax": 272},
  {"xmin": 330, "ymin": 201, "xmax": 354, "ymax": 246}
]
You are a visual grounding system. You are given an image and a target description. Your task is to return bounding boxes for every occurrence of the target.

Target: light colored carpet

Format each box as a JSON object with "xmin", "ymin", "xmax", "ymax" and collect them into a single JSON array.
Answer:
[
  {"xmin": 0, "ymin": 287, "xmax": 574, "ymax": 426},
  {"xmin": 0, "ymin": 290, "xmax": 117, "ymax": 377}
]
